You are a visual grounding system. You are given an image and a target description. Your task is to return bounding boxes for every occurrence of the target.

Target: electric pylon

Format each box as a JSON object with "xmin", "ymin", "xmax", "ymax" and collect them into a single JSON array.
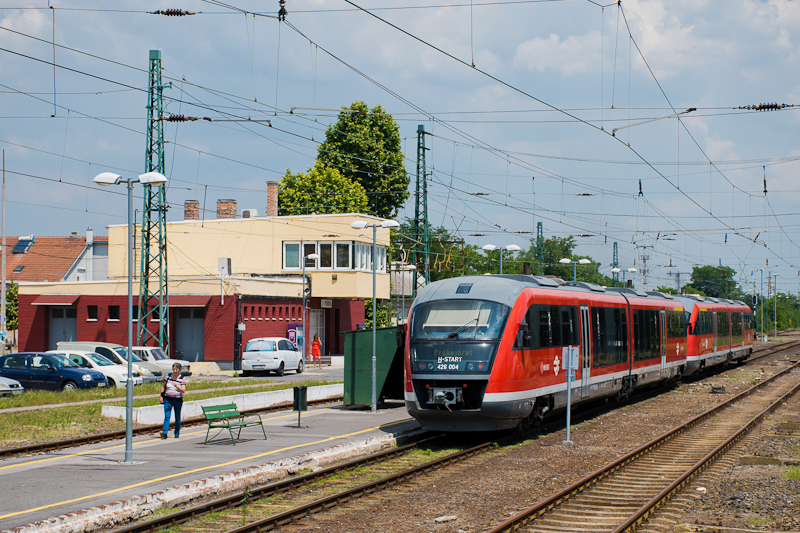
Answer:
[
  {"xmin": 413, "ymin": 125, "xmax": 430, "ymax": 296},
  {"xmin": 138, "ymin": 49, "xmax": 170, "ymax": 352}
]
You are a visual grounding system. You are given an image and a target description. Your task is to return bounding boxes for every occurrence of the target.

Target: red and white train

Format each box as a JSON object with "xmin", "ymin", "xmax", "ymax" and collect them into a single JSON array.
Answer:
[{"xmin": 403, "ymin": 274, "xmax": 754, "ymax": 432}]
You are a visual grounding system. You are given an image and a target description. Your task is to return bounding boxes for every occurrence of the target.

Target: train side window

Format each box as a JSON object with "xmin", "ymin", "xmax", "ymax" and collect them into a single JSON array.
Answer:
[
  {"xmin": 549, "ymin": 306, "xmax": 562, "ymax": 346},
  {"xmin": 538, "ymin": 308, "xmax": 551, "ymax": 347},
  {"xmin": 560, "ymin": 307, "xmax": 576, "ymax": 346},
  {"xmin": 591, "ymin": 308, "xmax": 608, "ymax": 367}
]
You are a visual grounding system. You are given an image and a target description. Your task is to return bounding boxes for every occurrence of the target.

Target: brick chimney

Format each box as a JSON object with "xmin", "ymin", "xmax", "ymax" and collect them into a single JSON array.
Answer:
[
  {"xmin": 217, "ymin": 199, "xmax": 237, "ymax": 219},
  {"xmin": 184, "ymin": 200, "xmax": 200, "ymax": 220},
  {"xmin": 266, "ymin": 181, "xmax": 278, "ymax": 216}
]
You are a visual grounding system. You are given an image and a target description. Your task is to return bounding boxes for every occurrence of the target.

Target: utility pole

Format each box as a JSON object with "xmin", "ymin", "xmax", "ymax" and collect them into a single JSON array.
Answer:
[
  {"xmin": 1, "ymin": 151, "xmax": 5, "ymax": 356},
  {"xmin": 138, "ymin": 50, "xmax": 170, "ymax": 352},
  {"xmin": 638, "ymin": 245, "xmax": 653, "ymax": 291},
  {"xmin": 413, "ymin": 125, "xmax": 429, "ymax": 297},
  {"xmin": 535, "ymin": 222, "xmax": 545, "ymax": 274},
  {"xmin": 611, "ymin": 242, "xmax": 619, "ymax": 287}
]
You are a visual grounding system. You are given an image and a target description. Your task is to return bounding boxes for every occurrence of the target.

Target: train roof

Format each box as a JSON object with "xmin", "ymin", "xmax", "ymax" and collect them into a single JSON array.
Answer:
[{"xmin": 414, "ymin": 275, "xmax": 755, "ymax": 313}]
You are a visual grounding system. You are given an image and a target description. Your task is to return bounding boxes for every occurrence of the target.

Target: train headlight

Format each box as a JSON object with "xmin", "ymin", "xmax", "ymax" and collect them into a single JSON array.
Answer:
[
  {"xmin": 467, "ymin": 363, "xmax": 474, "ymax": 371},
  {"xmin": 427, "ymin": 362, "xmax": 434, "ymax": 370}
]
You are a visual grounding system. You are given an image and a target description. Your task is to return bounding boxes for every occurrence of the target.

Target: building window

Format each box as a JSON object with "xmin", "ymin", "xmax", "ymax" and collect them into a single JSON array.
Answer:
[
  {"xmin": 12, "ymin": 265, "xmax": 23, "ymax": 273},
  {"xmin": 87, "ymin": 305, "xmax": 98, "ymax": 321},
  {"xmin": 131, "ymin": 306, "xmax": 139, "ymax": 321},
  {"xmin": 319, "ymin": 242, "xmax": 333, "ymax": 269},
  {"xmin": 304, "ymin": 243, "xmax": 317, "ymax": 267},
  {"xmin": 108, "ymin": 306, "xmax": 120, "ymax": 321},
  {"xmin": 284, "ymin": 242, "xmax": 300, "ymax": 269},
  {"xmin": 336, "ymin": 243, "xmax": 350, "ymax": 268}
]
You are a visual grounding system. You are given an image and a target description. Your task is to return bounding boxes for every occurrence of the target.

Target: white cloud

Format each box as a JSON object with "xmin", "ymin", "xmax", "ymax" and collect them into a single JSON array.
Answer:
[{"xmin": 513, "ymin": 31, "xmax": 602, "ymax": 76}]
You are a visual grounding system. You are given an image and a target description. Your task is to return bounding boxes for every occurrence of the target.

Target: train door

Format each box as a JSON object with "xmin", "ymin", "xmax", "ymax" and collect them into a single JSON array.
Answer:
[
  {"xmin": 660, "ymin": 309, "xmax": 667, "ymax": 378},
  {"xmin": 580, "ymin": 305, "xmax": 591, "ymax": 397},
  {"xmin": 713, "ymin": 312, "xmax": 718, "ymax": 354}
]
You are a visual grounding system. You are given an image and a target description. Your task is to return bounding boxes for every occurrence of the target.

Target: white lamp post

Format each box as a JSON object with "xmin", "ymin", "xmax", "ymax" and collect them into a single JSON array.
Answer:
[
  {"xmin": 351, "ymin": 218, "xmax": 400, "ymax": 412},
  {"xmin": 560, "ymin": 258, "xmax": 592, "ymax": 281},
  {"xmin": 773, "ymin": 273, "xmax": 778, "ymax": 338},
  {"xmin": 481, "ymin": 244, "xmax": 521, "ymax": 274},
  {"xmin": 301, "ymin": 251, "xmax": 319, "ymax": 363},
  {"xmin": 611, "ymin": 267, "xmax": 637, "ymax": 288},
  {"xmin": 400, "ymin": 264, "xmax": 417, "ymax": 325},
  {"xmin": 94, "ymin": 170, "xmax": 167, "ymax": 464}
]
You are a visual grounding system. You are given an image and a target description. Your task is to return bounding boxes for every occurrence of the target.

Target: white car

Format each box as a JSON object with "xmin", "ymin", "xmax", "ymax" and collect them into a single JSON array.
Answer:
[
  {"xmin": 131, "ymin": 346, "xmax": 191, "ymax": 377},
  {"xmin": 242, "ymin": 337, "xmax": 304, "ymax": 376},
  {"xmin": 0, "ymin": 375, "xmax": 24, "ymax": 397},
  {"xmin": 48, "ymin": 350, "xmax": 144, "ymax": 389}
]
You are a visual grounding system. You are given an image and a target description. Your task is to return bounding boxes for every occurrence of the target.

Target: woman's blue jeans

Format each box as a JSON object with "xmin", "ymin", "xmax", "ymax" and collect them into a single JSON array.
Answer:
[{"xmin": 163, "ymin": 396, "xmax": 183, "ymax": 436}]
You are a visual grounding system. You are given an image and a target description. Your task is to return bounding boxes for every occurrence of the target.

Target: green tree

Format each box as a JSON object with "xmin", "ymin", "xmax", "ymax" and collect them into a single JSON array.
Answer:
[
  {"xmin": 316, "ymin": 102, "xmax": 408, "ymax": 218},
  {"xmin": 6, "ymin": 282, "xmax": 17, "ymax": 331},
  {"xmin": 278, "ymin": 162, "xmax": 370, "ymax": 216},
  {"xmin": 365, "ymin": 298, "xmax": 391, "ymax": 329},
  {"xmin": 688, "ymin": 265, "xmax": 737, "ymax": 298}
]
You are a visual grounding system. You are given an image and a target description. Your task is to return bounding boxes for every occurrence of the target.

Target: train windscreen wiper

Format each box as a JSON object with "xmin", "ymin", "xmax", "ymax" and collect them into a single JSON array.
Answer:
[{"xmin": 446, "ymin": 318, "xmax": 478, "ymax": 339}]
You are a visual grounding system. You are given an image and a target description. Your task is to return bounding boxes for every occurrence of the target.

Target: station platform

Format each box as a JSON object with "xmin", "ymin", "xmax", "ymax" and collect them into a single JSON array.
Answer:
[{"xmin": 0, "ymin": 400, "xmax": 420, "ymax": 533}]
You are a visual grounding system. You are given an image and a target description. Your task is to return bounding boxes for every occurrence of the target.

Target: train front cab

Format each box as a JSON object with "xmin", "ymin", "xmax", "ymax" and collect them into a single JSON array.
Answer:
[
  {"xmin": 403, "ymin": 276, "xmax": 531, "ymax": 432},
  {"xmin": 682, "ymin": 297, "xmax": 753, "ymax": 375}
]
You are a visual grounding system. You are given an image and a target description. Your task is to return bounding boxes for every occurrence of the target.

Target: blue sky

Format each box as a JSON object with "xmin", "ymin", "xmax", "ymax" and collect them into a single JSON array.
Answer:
[{"xmin": 2, "ymin": 0, "xmax": 799, "ymax": 294}]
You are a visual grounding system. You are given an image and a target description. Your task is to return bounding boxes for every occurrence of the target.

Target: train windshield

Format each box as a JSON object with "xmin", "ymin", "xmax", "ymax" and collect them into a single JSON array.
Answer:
[{"xmin": 410, "ymin": 299, "xmax": 509, "ymax": 340}]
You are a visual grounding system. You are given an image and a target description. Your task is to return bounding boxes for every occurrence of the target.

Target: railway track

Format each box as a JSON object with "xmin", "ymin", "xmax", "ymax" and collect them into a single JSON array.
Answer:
[
  {"xmin": 484, "ymin": 360, "xmax": 800, "ymax": 533},
  {"xmin": 0, "ymin": 397, "xmax": 343, "ymax": 459}
]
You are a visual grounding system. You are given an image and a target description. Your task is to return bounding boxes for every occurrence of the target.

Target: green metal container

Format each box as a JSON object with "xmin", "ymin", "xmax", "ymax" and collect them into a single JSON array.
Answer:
[{"xmin": 343, "ymin": 325, "xmax": 405, "ymax": 407}]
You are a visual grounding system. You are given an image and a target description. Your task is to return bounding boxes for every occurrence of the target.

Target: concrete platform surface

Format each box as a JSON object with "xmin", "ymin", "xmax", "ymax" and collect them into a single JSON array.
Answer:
[{"xmin": 0, "ymin": 401, "xmax": 419, "ymax": 533}]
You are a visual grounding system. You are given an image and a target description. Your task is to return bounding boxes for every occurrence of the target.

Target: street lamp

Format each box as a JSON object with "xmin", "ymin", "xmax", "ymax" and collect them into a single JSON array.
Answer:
[
  {"xmin": 481, "ymin": 244, "xmax": 521, "ymax": 274},
  {"xmin": 351, "ymin": 218, "xmax": 400, "ymax": 413},
  {"xmin": 301, "ymin": 251, "xmax": 320, "ymax": 363},
  {"xmin": 399, "ymin": 264, "xmax": 417, "ymax": 325},
  {"xmin": 94, "ymin": 170, "xmax": 167, "ymax": 464},
  {"xmin": 611, "ymin": 267, "xmax": 638, "ymax": 288},
  {"xmin": 560, "ymin": 258, "xmax": 592, "ymax": 281},
  {"xmin": 773, "ymin": 274, "xmax": 778, "ymax": 338},
  {"xmin": 757, "ymin": 268, "xmax": 764, "ymax": 342}
]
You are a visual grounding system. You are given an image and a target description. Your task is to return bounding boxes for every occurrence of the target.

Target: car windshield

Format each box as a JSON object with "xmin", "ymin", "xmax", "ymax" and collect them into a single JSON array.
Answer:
[
  {"xmin": 115, "ymin": 347, "xmax": 142, "ymax": 362},
  {"xmin": 150, "ymin": 348, "xmax": 168, "ymax": 360},
  {"xmin": 245, "ymin": 340, "xmax": 276, "ymax": 352},
  {"xmin": 410, "ymin": 299, "xmax": 510, "ymax": 340},
  {"xmin": 87, "ymin": 353, "xmax": 114, "ymax": 366},
  {"xmin": 48, "ymin": 354, "xmax": 80, "ymax": 369}
]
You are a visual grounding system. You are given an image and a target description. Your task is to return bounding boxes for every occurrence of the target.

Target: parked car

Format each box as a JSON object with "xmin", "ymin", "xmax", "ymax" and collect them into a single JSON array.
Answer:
[
  {"xmin": 56, "ymin": 342, "xmax": 163, "ymax": 383},
  {"xmin": 0, "ymin": 375, "xmax": 24, "ymax": 397},
  {"xmin": 242, "ymin": 337, "xmax": 304, "ymax": 376},
  {"xmin": 131, "ymin": 346, "xmax": 191, "ymax": 377},
  {"xmin": 47, "ymin": 350, "xmax": 144, "ymax": 388},
  {"xmin": 0, "ymin": 353, "xmax": 107, "ymax": 391}
]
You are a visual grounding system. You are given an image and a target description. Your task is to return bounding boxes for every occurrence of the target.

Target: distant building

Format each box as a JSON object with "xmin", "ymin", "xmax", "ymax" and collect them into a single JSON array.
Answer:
[
  {"xmin": 5, "ymin": 229, "xmax": 108, "ymax": 283},
  {"xmin": 17, "ymin": 195, "xmax": 392, "ymax": 368}
]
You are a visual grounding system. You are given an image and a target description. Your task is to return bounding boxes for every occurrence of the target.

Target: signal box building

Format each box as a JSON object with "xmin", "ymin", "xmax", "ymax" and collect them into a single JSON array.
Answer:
[{"xmin": 17, "ymin": 196, "xmax": 393, "ymax": 367}]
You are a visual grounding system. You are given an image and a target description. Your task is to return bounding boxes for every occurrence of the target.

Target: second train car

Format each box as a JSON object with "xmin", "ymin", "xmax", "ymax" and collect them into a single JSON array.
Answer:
[{"xmin": 403, "ymin": 274, "xmax": 753, "ymax": 432}]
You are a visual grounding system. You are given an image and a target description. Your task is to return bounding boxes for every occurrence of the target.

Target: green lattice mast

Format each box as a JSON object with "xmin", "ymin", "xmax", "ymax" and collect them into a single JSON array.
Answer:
[{"xmin": 138, "ymin": 50, "xmax": 169, "ymax": 352}]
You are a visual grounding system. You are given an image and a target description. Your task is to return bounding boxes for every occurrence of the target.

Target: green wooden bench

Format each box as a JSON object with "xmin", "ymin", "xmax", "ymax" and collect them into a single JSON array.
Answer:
[{"xmin": 202, "ymin": 403, "xmax": 267, "ymax": 445}]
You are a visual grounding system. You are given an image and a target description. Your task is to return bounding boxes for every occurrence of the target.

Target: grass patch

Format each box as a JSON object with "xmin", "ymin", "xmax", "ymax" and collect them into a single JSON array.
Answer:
[
  {"xmin": 746, "ymin": 516, "xmax": 774, "ymax": 527},
  {"xmin": 784, "ymin": 466, "xmax": 800, "ymax": 480},
  {"xmin": 0, "ymin": 379, "xmax": 339, "ymax": 410},
  {"xmin": 0, "ymin": 379, "xmax": 339, "ymax": 448}
]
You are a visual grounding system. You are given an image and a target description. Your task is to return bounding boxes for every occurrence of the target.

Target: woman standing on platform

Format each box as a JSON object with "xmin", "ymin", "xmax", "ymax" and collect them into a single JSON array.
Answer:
[
  {"xmin": 160, "ymin": 362, "xmax": 186, "ymax": 439},
  {"xmin": 311, "ymin": 334, "xmax": 322, "ymax": 369}
]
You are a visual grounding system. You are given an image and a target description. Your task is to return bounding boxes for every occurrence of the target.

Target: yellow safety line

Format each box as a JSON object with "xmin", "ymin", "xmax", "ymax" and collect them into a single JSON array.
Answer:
[
  {"xmin": 0, "ymin": 418, "xmax": 411, "ymax": 520},
  {"xmin": 0, "ymin": 409, "xmax": 328, "ymax": 472}
]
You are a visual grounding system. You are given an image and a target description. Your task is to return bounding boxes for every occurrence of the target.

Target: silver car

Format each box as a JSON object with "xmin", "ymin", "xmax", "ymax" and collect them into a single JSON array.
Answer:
[
  {"xmin": 56, "ymin": 342, "xmax": 163, "ymax": 383},
  {"xmin": 132, "ymin": 346, "xmax": 192, "ymax": 377},
  {"xmin": 0, "ymin": 375, "xmax": 24, "ymax": 397}
]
